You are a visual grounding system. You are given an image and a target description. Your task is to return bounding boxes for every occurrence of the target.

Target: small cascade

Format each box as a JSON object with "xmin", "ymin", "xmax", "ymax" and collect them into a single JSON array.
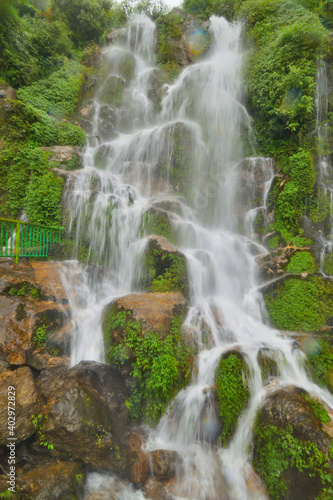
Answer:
[
  {"xmin": 60, "ymin": 13, "xmax": 333, "ymax": 500},
  {"xmin": 315, "ymin": 62, "xmax": 333, "ymax": 275}
]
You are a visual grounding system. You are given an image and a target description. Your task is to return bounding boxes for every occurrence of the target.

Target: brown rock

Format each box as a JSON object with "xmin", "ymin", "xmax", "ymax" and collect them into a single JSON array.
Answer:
[
  {"xmin": 144, "ymin": 478, "xmax": 175, "ymax": 500},
  {"xmin": 0, "ymin": 460, "xmax": 84, "ymax": 499},
  {"xmin": 150, "ymin": 449, "xmax": 181, "ymax": 480},
  {"xmin": 126, "ymin": 431, "xmax": 149, "ymax": 483},
  {"xmin": 0, "ymin": 367, "xmax": 42, "ymax": 445},
  {"xmin": 261, "ymin": 387, "xmax": 332, "ymax": 453},
  {"xmin": 0, "ymin": 85, "xmax": 17, "ymax": 100},
  {"xmin": 41, "ymin": 145, "xmax": 84, "ymax": 170},
  {"xmin": 38, "ymin": 361, "xmax": 130, "ymax": 472}
]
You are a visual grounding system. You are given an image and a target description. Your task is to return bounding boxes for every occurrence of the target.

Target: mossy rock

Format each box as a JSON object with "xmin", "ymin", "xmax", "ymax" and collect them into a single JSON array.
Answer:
[
  {"xmin": 257, "ymin": 349, "xmax": 278, "ymax": 382},
  {"xmin": 142, "ymin": 236, "xmax": 189, "ymax": 296},
  {"xmin": 101, "ymin": 293, "xmax": 193, "ymax": 423},
  {"xmin": 305, "ymin": 337, "xmax": 333, "ymax": 393},
  {"xmin": 252, "ymin": 387, "xmax": 333, "ymax": 500},
  {"xmin": 141, "ymin": 207, "xmax": 177, "ymax": 244},
  {"xmin": 99, "ymin": 75, "xmax": 124, "ymax": 106},
  {"xmin": 214, "ymin": 351, "xmax": 250, "ymax": 446},
  {"xmin": 264, "ymin": 275, "xmax": 333, "ymax": 332},
  {"xmin": 105, "ymin": 50, "xmax": 136, "ymax": 82}
]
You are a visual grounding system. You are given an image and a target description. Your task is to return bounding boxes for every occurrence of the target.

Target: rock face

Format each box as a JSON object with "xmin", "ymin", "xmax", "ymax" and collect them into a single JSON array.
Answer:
[
  {"xmin": 38, "ymin": 361, "xmax": 130, "ymax": 472},
  {"xmin": 0, "ymin": 260, "xmax": 72, "ymax": 365},
  {"xmin": 0, "ymin": 367, "xmax": 42, "ymax": 445},
  {"xmin": 0, "ymin": 460, "xmax": 84, "ymax": 499}
]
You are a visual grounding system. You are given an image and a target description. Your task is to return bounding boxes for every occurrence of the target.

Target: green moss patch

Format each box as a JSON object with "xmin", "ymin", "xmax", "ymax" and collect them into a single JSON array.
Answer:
[
  {"xmin": 102, "ymin": 307, "xmax": 193, "ymax": 424},
  {"xmin": 253, "ymin": 419, "xmax": 332, "ymax": 500},
  {"xmin": 142, "ymin": 210, "xmax": 176, "ymax": 244},
  {"xmin": 214, "ymin": 352, "xmax": 250, "ymax": 446},
  {"xmin": 306, "ymin": 338, "xmax": 333, "ymax": 393},
  {"xmin": 286, "ymin": 251, "xmax": 315, "ymax": 273},
  {"xmin": 265, "ymin": 276, "xmax": 333, "ymax": 332}
]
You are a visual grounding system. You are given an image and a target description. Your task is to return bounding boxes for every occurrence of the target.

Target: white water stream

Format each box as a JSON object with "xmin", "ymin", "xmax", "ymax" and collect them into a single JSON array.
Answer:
[{"xmin": 60, "ymin": 15, "xmax": 333, "ymax": 500}]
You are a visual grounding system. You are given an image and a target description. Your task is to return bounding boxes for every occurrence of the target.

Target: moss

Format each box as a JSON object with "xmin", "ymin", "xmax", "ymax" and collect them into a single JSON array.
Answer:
[
  {"xmin": 142, "ymin": 211, "xmax": 176, "ymax": 244},
  {"xmin": 265, "ymin": 276, "xmax": 333, "ymax": 332},
  {"xmin": 156, "ymin": 12, "xmax": 183, "ymax": 64},
  {"xmin": 215, "ymin": 352, "xmax": 250, "ymax": 446},
  {"xmin": 99, "ymin": 75, "xmax": 124, "ymax": 106},
  {"xmin": 257, "ymin": 349, "xmax": 278, "ymax": 381},
  {"xmin": 253, "ymin": 418, "xmax": 332, "ymax": 500},
  {"xmin": 142, "ymin": 243, "xmax": 188, "ymax": 295},
  {"xmin": 102, "ymin": 307, "xmax": 193, "ymax": 424},
  {"xmin": 306, "ymin": 338, "xmax": 333, "ymax": 393},
  {"xmin": 286, "ymin": 251, "xmax": 315, "ymax": 273},
  {"xmin": 323, "ymin": 255, "xmax": 333, "ymax": 275},
  {"xmin": 15, "ymin": 303, "xmax": 26, "ymax": 321},
  {"xmin": 302, "ymin": 394, "xmax": 330, "ymax": 424}
]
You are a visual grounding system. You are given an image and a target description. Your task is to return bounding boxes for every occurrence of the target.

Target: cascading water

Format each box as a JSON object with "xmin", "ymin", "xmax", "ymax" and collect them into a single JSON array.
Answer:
[
  {"xmin": 315, "ymin": 62, "xmax": 333, "ymax": 275},
  {"xmin": 61, "ymin": 14, "xmax": 333, "ymax": 500}
]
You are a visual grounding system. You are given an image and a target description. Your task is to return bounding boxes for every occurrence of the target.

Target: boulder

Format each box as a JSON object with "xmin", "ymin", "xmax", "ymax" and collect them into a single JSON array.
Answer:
[
  {"xmin": 97, "ymin": 104, "xmax": 117, "ymax": 141},
  {"xmin": 0, "ymin": 367, "xmax": 42, "ymax": 445},
  {"xmin": 38, "ymin": 361, "xmax": 130, "ymax": 472},
  {"xmin": 126, "ymin": 430, "xmax": 149, "ymax": 484},
  {"xmin": 150, "ymin": 449, "xmax": 181, "ymax": 480},
  {"xmin": 253, "ymin": 386, "xmax": 333, "ymax": 500}
]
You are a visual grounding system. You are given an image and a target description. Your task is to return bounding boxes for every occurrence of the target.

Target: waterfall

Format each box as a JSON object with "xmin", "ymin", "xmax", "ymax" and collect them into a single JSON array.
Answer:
[
  {"xmin": 61, "ymin": 14, "xmax": 333, "ymax": 499},
  {"xmin": 315, "ymin": 62, "xmax": 333, "ymax": 275}
]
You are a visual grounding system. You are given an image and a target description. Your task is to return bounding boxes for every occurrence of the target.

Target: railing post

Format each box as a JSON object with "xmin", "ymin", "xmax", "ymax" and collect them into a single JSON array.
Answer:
[{"xmin": 14, "ymin": 222, "xmax": 20, "ymax": 264}]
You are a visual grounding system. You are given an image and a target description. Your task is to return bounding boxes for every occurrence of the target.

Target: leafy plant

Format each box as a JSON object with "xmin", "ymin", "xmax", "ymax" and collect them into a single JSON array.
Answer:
[
  {"xmin": 34, "ymin": 324, "xmax": 48, "ymax": 347},
  {"xmin": 30, "ymin": 413, "xmax": 54, "ymax": 450}
]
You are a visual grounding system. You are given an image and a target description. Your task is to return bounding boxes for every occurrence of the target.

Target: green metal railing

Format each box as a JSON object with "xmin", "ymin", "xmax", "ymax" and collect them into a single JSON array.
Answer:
[{"xmin": 0, "ymin": 218, "xmax": 64, "ymax": 264}]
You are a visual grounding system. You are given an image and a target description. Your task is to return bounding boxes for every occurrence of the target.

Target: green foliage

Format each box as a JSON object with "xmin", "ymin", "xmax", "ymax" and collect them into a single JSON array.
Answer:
[
  {"xmin": 30, "ymin": 413, "xmax": 54, "ymax": 450},
  {"xmin": 0, "ymin": 146, "xmax": 65, "ymax": 224},
  {"xmin": 242, "ymin": 0, "xmax": 328, "ymax": 154},
  {"xmin": 51, "ymin": 0, "xmax": 112, "ymax": 45},
  {"xmin": 302, "ymin": 394, "xmax": 330, "ymax": 424},
  {"xmin": 34, "ymin": 324, "xmax": 48, "ymax": 347},
  {"xmin": 17, "ymin": 60, "xmax": 84, "ymax": 117},
  {"xmin": 253, "ymin": 420, "xmax": 332, "ymax": 500},
  {"xmin": 306, "ymin": 339, "xmax": 333, "ymax": 392},
  {"xmin": 290, "ymin": 235, "xmax": 313, "ymax": 247},
  {"xmin": 9, "ymin": 284, "xmax": 28, "ymax": 296},
  {"xmin": 323, "ymin": 254, "xmax": 333, "ymax": 275},
  {"xmin": 25, "ymin": 171, "xmax": 64, "ymax": 225},
  {"xmin": 286, "ymin": 251, "xmax": 315, "ymax": 273},
  {"xmin": 103, "ymin": 309, "xmax": 193, "ymax": 423},
  {"xmin": 0, "ymin": 0, "xmax": 75, "ymax": 87},
  {"xmin": 265, "ymin": 276, "xmax": 333, "ymax": 331},
  {"xmin": 269, "ymin": 149, "xmax": 315, "ymax": 242},
  {"xmin": 215, "ymin": 353, "xmax": 250, "ymax": 446},
  {"xmin": 142, "ymin": 212, "xmax": 176, "ymax": 243},
  {"xmin": 182, "ymin": 0, "xmax": 229, "ymax": 19},
  {"xmin": 145, "ymin": 248, "xmax": 187, "ymax": 293},
  {"xmin": 0, "ymin": 490, "xmax": 13, "ymax": 499},
  {"xmin": 268, "ymin": 235, "xmax": 280, "ymax": 248}
]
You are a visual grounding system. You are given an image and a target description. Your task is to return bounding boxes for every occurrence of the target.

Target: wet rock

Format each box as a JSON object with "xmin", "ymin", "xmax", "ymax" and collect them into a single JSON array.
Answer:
[
  {"xmin": 99, "ymin": 75, "xmax": 125, "ymax": 106},
  {"xmin": 106, "ymin": 26, "xmax": 127, "ymax": 45},
  {"xmin": 97, "ymin": 104, "xmax": 117, "ymax": 141},
  {"xmin": 144, "ymin": 478, "xmax": 175, "ymax": 500},
  {"xmin": 0, "ymin": 460, "xmax": 84, "ymax": 499},
  {"xmin": 94, "ymin": 144, "xmax": 115, "ymax": 169},
  {"xmin": 260, "ymin": 386, "xmax": 332, "ymax": 453},
  {"xmin": 0, "ymin": 84, "xmax": 17, "ymax": 101},
  {"xmin": 150, "ymin": 449, "xmax": 181, "ymax": 480},
  {"xmin": 257, "ymin": 349, "xmax": 279, "ymax": 382},
  {"xmin": 103, "ymin": 291, "xmax": 187, "ymax": 340},
  {"xmin": 0, "ymin": 260, "xmax": 71, "ymax": 365},
  {"xmin": 253, "ymin": 386, "xmax": 333, "ymax": 500},
  {"xmin": 126, "ymin": 430, "xmax": 149, "ymax": 483},
  {"xmin": 38, "ymin": 361, "xmax": 130, "ymax": 472},
  {"xmin": 143, "ymin": 236, "xmax": 188, "ymax": 295},
  {"xmin": 41, "ymin": 146, "xmax": 84, "ymax": 171},
  {"xmin": 26, "ymin": 349, "xmax": 70, "ymax": 371},
  {"xmin": 0, "ymin": 367, "xmax": 42, "ymax": 445}
]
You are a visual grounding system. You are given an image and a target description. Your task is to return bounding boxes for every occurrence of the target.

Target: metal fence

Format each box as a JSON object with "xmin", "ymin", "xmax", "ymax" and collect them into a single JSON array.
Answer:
[{"xmin": 0, "ymin": 218, "xmax": 64, "ymax": 263}]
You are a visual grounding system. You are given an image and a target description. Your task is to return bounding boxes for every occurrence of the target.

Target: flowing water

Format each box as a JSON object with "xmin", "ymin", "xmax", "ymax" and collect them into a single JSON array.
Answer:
[
  {"xmin": 315, "ymin": 62, "xmax": 333, "ymax": 275},
  {"xmin": 61, "ymin": 14, "xmax": 333, "ymax": 500}
]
